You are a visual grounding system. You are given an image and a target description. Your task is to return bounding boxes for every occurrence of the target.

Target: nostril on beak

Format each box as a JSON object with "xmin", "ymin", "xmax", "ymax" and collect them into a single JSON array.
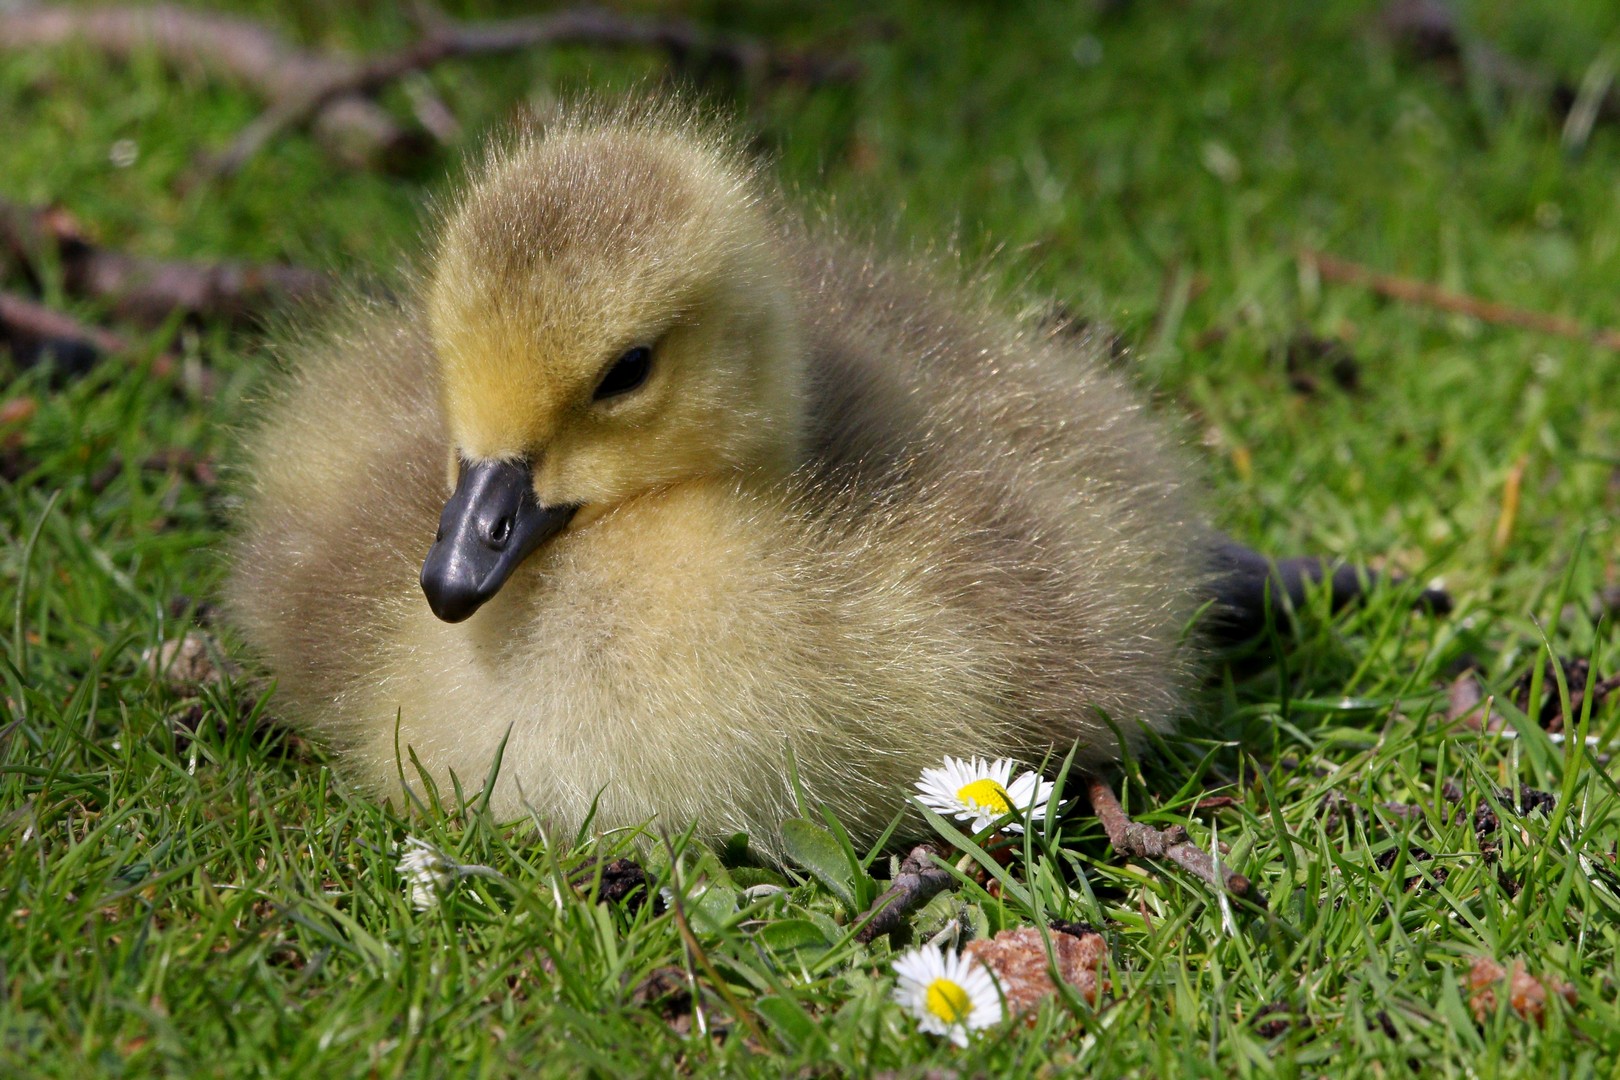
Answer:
[{"xmin": 488, "ymin": 515, "xmax": 512, "ymax": 548}]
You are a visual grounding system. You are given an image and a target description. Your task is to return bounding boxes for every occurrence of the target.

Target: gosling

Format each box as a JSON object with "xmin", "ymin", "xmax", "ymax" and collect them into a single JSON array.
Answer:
[{"xmin": 227, "ymin": 102, "xmax": 1334, "ymax": 853}]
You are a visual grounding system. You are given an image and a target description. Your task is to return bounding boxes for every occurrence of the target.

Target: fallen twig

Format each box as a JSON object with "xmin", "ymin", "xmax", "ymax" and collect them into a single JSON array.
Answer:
[
  {"xmin": 0, "ymin": 200, "xmax": 327, "ymax": 327},
  {"xmin": 88, "ymin": 448, "xmax": 220, "ymax": 496},
  {"xmin": 854, "ymin": 844, "xmax": 956, "ymax": 944},
  {"xmin": 1084, "ymin": 775, "xmax": 1265, "ymax": 908},
  {"xmin": 202, "ymin": 6, "xmax": 862, "ymax": 181},
  {"xmin": 0, "ymin": 2, "xmax": 434, "ymax": 170},
  {"xmin": 0, "ymin": 290, "xmax": 203, "ymax": 392},
  {"xmin": 0, "ymin": 290, "xmax": 128, "ymax": 362},
  {"xmin": 1302, "ymin": 249, "xmax": 1620, "ymax": 350},
  {"xmin": 2, "ymin": 2, "xmax": 860, "ymax": 181}
]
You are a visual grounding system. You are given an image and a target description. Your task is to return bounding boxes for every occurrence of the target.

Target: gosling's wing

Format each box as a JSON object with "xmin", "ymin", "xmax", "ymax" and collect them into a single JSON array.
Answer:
[{"xmin": 225, "ymin": 303, "xmax": 445, "ymax": 727}]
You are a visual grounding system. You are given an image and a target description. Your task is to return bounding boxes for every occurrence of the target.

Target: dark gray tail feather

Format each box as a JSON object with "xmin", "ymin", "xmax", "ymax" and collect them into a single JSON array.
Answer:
[{"xmin": 1206, "ymin": 539, "xmax": 1451, "ymax": 646}]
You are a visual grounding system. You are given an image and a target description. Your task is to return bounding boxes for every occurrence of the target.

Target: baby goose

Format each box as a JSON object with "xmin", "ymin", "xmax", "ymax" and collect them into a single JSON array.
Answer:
[{"xmin": 229, "ymin": 103, "xmax": 1267, "ymax": 852}]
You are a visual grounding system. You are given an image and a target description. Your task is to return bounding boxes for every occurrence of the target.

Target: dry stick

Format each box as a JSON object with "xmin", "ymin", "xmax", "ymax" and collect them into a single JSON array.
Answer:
[
  {"xmin": 203, "ymin": 6, "xmax": 863, "ymax": 180},
  {"xmin": 1302, "ymin": 249, "xmax": 1620, "ymax": 350},
  {"xmin": 1083, "ymin": 775, "xmax": 1266, "ymax": 908},
  {"xmin": 0, "ymin": 290, "xmax": 198, "ymax": 388},
  {"xmin": 88, "ymin": 449, "xmax": 219, "ymax": 497},
  {"xmin": 0, "ymin": 200, "xmax": 327, "ymax": 328},
  {"xmin": 0, "ymin": 3, "xmax": 435, "ymax": 169},
  {"xmin": 0, "ymin": 290, "xmax": 131, "ymax": 358},
  {"xmin": 854, "ymin": 844, "xmax": 956, "ymax": 944}
]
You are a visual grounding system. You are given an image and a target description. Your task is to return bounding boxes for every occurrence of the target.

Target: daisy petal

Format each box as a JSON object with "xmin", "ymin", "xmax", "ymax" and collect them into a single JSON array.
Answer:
[
  {"xmin": 891, "ymin": 944, "xmax": 1004, "ymax": 1046},
  {"xmin": 914, "ymin": 756, "xmax": 1058, "ymax": 835}
]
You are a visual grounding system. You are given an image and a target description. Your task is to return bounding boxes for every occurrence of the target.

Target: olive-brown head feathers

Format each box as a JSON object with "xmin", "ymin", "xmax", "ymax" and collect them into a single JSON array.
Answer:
[{"xmin": 425, "ymin": 120, "xmax": 805, "ymax": 503}]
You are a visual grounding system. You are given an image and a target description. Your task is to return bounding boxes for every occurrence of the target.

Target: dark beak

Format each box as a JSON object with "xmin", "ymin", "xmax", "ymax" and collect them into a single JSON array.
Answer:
[{"xmin": 420, "ymin": 458, "xmax": 577, "ymax": 623}]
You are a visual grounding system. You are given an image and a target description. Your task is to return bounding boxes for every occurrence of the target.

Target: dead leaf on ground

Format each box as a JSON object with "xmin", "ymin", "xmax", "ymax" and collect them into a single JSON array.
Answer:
[
  {"xmin": 963, "ymin": 925, "xmax": 1108, "ymax": 1017},
  {"xmin": 1467, "ymin": 956, "xmax": 1575, "ymax": 1025},
  {"xmin": 143, "ymin": 630, "xmax": 240, "ymax": 690}
]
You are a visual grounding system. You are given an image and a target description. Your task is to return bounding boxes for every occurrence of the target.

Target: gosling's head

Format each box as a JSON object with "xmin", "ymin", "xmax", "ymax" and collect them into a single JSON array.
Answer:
[{"xmin": 419, "ymin": 116, "xmax": 803, "ymax": 622}]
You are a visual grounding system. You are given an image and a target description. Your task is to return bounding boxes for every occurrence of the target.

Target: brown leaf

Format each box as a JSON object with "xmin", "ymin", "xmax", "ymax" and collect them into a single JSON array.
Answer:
[
  {"xmin": 963, "ymin": 926, "xmax": 1108, "ymax": 1017},
  {"xmin": 1467, "ymin": 956, "xmax": 1507, "ymax": 1022},
  {"xmin": 1467, "ymin": 956, "xmax": 1575, "ymax": 1025},
  {"xmin": 0, "ymin": 397, "xmax": 35, "ymax": 425},
  {"xmin": 144, "ymin": 630, "xmax": 239, "ymax": 690}
]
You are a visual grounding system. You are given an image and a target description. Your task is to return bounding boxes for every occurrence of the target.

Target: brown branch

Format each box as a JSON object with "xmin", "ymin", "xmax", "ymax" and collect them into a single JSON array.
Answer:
[
  {"xmin": 0, "ymin": 3, "xmax": 433, "ymax": 170},
  {"xmin": 0, "ymin": 200, "xmax": 327, "ymax": 328},
  {"xmin": 89, "ymin": 449, "xmax": 220, "ymax": 496},
  {"xmin": 0, "ymin": 290, "xmax": 129, "ymax": 359},
  {"xmin": 0, "ymin": 290, "xmax": 200, "ymax": 392},
  {"xmin": 1084, "ymin": 775, "xmax": 1266, "ymax": 908},
  {"xmin": 1, "ymin": 3, "xmax": 859, "ymax": 180},
  {"xmin": 1302, "ymin": 249, "xmax": 1620, "ymax": 350},
  {"xmin": 854, "ymin": 844, "xmax": 956, "ymax": 944},
  {"xmin": 201, "ymin": 6, "xmax": 862, "ymax": 180}
]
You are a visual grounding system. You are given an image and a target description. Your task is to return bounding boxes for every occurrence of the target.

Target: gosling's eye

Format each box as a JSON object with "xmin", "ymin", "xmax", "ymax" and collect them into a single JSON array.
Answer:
[{"xmin": 593, "ymin": 346, "xmax": 652, "ymax": 401}]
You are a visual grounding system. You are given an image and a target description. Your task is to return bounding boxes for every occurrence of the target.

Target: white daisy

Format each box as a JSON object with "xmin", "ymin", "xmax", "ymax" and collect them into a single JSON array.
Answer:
[
  {"xmin": 397, "ymin": 838, "xmax": 455, "ymax": 911},
  {"xmin": 914, "ymin": 756, "xmax": 1056, "ymax": 834},
  {"xmin": 892, "ymin": 944, "xmax": 1003, "ymax": 1047}
]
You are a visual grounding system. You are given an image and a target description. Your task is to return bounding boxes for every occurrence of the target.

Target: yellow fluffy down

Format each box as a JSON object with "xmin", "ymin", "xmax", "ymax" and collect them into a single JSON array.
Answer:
[{"xmin": 225, "ymin": 101, "xmax": 1214, "ymax": 855}]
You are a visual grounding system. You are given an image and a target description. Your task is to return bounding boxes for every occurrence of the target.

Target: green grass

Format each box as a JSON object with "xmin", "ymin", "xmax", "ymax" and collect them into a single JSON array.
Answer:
[{"xmin": 5, "ymin": 1, "xmax": 1620, "ymax": 1074}]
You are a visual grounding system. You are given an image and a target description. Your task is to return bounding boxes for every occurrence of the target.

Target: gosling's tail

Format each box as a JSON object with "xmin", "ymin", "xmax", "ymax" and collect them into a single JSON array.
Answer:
[{"xmin": 1206, "ymin": 539, "xmax": 1451, "ymax": 645}]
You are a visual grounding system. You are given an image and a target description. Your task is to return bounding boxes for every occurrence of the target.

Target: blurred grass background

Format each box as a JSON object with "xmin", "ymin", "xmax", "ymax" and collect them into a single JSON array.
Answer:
[{"xmin": 2, "ymin": 1, "xmax": 1618, "ymax": 1075}]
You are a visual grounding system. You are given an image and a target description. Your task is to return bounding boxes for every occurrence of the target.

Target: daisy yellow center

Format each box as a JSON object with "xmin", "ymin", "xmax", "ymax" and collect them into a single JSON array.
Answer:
[
  {"xmin": 956, "ymin": 778, "xmax": 1011, "ymax": 813},
  {"xmin": 924, "ymin": 978, "xmax": 974, "ymax": 1024}
]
